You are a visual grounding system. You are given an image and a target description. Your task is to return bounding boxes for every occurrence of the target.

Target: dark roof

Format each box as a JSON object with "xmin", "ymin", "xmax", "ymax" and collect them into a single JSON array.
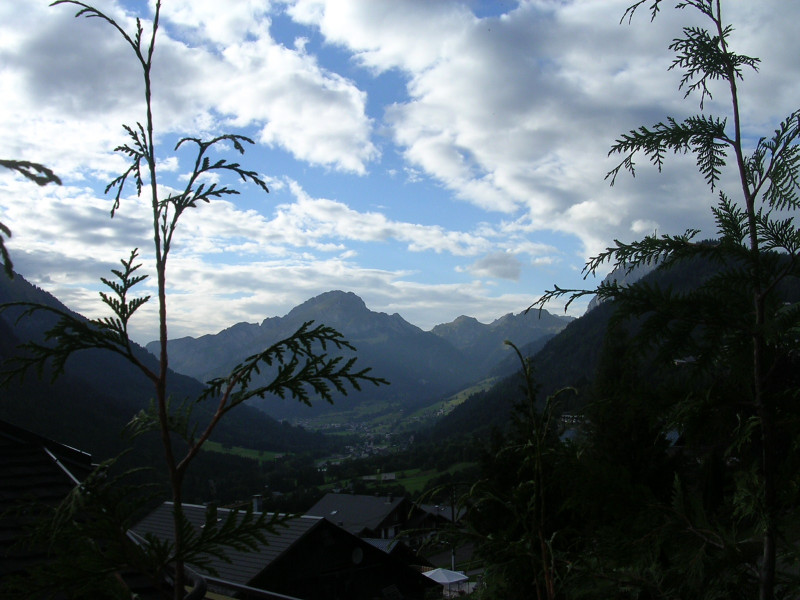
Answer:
[
  {"xmin": 305, "ymin": 493, "xmax": 407, "ymax": 536},
  {"xmin": 419, "ymin": 504, "xmax": 466, "ymax": 523},
  {"xmin": 136, "ymin": 501, "xmax": 440, "ymax": 600},
  {"xmin": 133, "ymin": 501, "xmax": 322, "ymax": 586},
  {"xmin": 0, "ymin": 419, "xmax": 94, "ymax": 577},
  {"xmin": 364, "ymin": 537, "xmax": 398, "ymax": 553},
  {"xmin": 363, "ymin": 538, "xmax": 434, "ymax": 569}
]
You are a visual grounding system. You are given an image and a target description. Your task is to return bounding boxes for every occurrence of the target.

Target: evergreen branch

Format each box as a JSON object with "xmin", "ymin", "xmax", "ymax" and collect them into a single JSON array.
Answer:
[
  {"xmin": 711, "ymin": 192, "xmax": 747, "ymax": 246},
  {"xmin": 0, "ymin": 221, "xmax": 13, "ymax": 279},
  {"xmin": 606, "ymin": 115, "xmax": 730, "ymax": 189},
  {"xmin": 51, "ymin": 1, "xmax": 150, "ymax": 66},
  {"xmin": 754, "ymin": 110, "xmax": 800, "ymax": 212},
  {"xmin": 0, "ymin": 159, "xmax": 62, "ymax": 186},
  {"xmin": 756, "ymin": 212, "xmax": 800, "ymax": 255},
  {"xmin": 175, "ymin": 134, "xmax": 270, "ymax": 199},
  {"xmin": 668, "ymin": 24, "xmax": 759, "ymax": 109},
  {"xmin": 621, "ymin": 0, "xmax": 664, "ymax": 24},
  {"xmin": 179, "ymin": 322, "xmax": 388, "ymax": 473},
  {"xmin": 106, "ymin": 123, "xmax": 150, "ymax": 216},
  {"xmin": 527, "ymin": 285, "xmax": 596, "ymax": 315},
  {"xmin": 584, "ymin": 229, "xmax": 702, "ymax": 277},
  {"xmin": 0, "ymin": 159, "xmax": 61, "ymax": 277},
  {"xmin": 173, "ymin": 506, "xmax": 289, "ymax": 575},
  {"xmin": 199, "ymin": 321, "xmax": 388, "ymax": 411},
  {"xmin": 124, "ymin": 399, "xmax": 162, "ymax": 440},
  {"xmin": 159, "ymin": 134, "xmax": 268, "ymax": 256},
  {"xmin": 125, "ymin": 397, "xmax": 197, "ymax": 444},
  {"xmin": 528, "ymin": 230, "xmax": 703, "ymax": 315},
  {"xmin": 98, "ymin": 249, "xmax": 150, "ymax": 343},
  {"xmin": 0, "ymin": 303, "xmax": 134, "ymax": 384},
  {"xmin": 0, "ymin": 251, "xmax": 153, "ymax": 384}
]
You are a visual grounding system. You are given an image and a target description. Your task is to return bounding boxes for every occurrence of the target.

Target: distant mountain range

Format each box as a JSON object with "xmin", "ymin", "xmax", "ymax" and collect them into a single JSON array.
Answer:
[
  {"xmin": 1, "ymin": 274, "xmax": 572, "ymax": 447},
  {"xmin": 148, "ymin": 290, "xmax": 572, "ymax": 422}
]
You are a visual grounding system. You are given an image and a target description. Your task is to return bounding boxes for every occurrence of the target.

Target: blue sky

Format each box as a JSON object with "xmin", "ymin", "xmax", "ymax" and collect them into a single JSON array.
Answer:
[{"xmin": 1, "ymin": 0, "xmax": 799, "ymax": 344}]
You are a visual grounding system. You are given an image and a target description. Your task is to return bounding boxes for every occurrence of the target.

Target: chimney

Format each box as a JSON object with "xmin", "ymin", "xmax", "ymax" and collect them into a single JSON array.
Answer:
[
  {"xmin": 201, "ymin": 502, "xmax": 217, "ymax": 528},
  {"xmin": 252, "ymin": 494, "xmax": 263, "ymax": 513}
]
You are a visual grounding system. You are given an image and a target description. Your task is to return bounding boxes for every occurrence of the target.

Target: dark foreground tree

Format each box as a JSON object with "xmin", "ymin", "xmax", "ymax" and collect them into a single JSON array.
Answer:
[
  {"xmin": 534, "ymin": 2, "xmax": 800, "ymax": 598},
  {"xmin": 1, "ymin": 2, "xmax": 386, "ymax": 598},
  {"xmin": 452, "ymin": 342, "xmax": 576, "ymax": 600}
]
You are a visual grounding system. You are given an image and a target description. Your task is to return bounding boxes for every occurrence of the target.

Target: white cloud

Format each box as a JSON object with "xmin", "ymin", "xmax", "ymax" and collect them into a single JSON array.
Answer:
[
  {"xmin": 274, "ymin": 180, "xmax": 491, "ymax": 255},
  {"xmin": 286, "ymin": 0, "xmax": 473, "ymax": 73},
  {"xmin": 212, "ymin": 36, "xmax": 378, "ymax": 173},
  {"xmin": 466, "ymin": 251, "xmax": 522, "ymax": 281},
  {"xmin": 0, "ymin": 0, "xmax": 378, "ymax": 183},
  {"xmin": 631, "ymin": 219, "xmax": 659, "ymax": 235},
  {"xmin": 288, "ymin": 0, "xmax": 800, "ymax": 261},
  {"xmin": 3, "ymin": 0, "xmax": 798, "ymax": 344}
]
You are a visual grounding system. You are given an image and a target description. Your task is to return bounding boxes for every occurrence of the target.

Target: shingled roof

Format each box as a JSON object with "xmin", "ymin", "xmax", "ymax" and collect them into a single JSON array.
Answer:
[
  {"xmin": 134, "ymin": 501, "xmax": 439, "ymax": 600},
  {"xmin": 133, "ymin": 501, "xmax": 321, "ymax": 586},
  {"xmin": 305, "ymin": 493, "xmax": 410, "ymax": 538}
]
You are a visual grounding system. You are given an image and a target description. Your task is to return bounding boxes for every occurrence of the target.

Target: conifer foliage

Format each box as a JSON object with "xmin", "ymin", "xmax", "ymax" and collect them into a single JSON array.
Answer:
[
  {"xmin": 0, "ymin": 2, "xmax": 387, "ymax": 598},
  {"xmin": 535, "ymin": 1, "xmax": 800, "ymax": 598},
  {"xmin": 0, "ymin": 159, "xmax": 61, "ymax": 277}
]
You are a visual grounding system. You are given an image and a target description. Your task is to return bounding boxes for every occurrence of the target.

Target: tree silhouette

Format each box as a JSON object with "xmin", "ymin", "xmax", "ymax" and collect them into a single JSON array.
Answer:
[
  {"xmin": 1, "ymin": 2, "xmax": 387, "ymax": 598},
  {"xmin": 534, "ymin": 2, "xmax": 800, "ymax": 598}
]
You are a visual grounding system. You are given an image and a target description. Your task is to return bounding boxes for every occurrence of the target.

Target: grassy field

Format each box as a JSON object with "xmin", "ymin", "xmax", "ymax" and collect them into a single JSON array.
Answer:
[
  {"xmin": 397, "ymin": 462, "xmax": 476, "ymax": 494},
  {"xmin": 203, "ymin": 440, "xmax": 282, "ymax": 464},
  {"xmin": 293, "ymin": 377, "xmax": 499, "ymax": 435},
  {"xmin": 408, "ymin": 378, "xmax": 497, "ymax": 422},
  {"xmin": 322, "ymin": 462, "xmax": 477, "ymax": 495}
]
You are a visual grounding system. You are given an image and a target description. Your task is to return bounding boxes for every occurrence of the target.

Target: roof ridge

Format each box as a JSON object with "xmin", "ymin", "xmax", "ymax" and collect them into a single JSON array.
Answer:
[{"xmin": 163, "ymin": 501, "xmax": 324, "ymax": 521}]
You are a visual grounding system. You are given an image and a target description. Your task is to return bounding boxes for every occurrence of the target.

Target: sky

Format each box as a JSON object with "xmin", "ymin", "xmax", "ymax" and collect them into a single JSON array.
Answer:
[{"xmin": 1, "ymin": 0, "xmax": 798, "ymax": 345}]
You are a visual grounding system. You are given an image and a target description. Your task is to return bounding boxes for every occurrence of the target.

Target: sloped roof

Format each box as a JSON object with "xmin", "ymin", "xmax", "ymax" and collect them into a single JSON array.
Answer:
[
  {"xmin": 363, "ymin": 537, "xmax": 434, "ymax": 570},
  {"xmin": 424, "ymin": 567, "xmax": 468, "ymax": 584},
  {"xmin": 0, "ymin": 419, "xmax": 93, "ymax": 577},
  {"xmin": 419, "ymin": 503, "xmax": 466, "ymax": 523},
  {"xmin": 305, "ymin": 493, "xmax": 407, "ymax": 536},
  {"xmin": 363, "ymin": 537, "xmax": 397, "ymax": 553},
  {"xmin": 133, "ymin": 501, "xmax": 322, "ymax": 586}
]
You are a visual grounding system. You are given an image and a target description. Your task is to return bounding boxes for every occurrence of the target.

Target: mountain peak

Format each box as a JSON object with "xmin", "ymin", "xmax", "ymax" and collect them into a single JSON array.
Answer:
[
  {"xmin": 453, "ymin": 315, "xmax": 480, "ymax": 325},
  {"xmin": 287, "ymin": 290, "xmax": 367, "ymax": 320}
]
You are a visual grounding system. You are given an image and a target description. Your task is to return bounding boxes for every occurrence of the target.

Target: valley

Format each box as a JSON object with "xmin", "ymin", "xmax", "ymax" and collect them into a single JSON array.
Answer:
[{"xmin": 0, "ymin": 272, "xmax": 569, "ymax": 507}]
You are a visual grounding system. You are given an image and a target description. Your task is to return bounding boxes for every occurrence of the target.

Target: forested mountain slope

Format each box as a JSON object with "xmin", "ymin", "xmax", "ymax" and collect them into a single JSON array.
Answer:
[
  {"xmin": 428, "ymin": 252, "xmax": 800, "ymax": 442},
  {"xmin": 0, "ymin": 273, "xmax": 334, "ymax": 460}
]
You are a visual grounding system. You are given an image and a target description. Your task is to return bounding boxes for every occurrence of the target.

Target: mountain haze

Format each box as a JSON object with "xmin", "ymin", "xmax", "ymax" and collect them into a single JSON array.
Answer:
[
  {"xmin": 151, "ymin": 290, "xmax": 572, "ymax": 422},
  {"xmin": 431, "ymin": 310, "xmax": 571, "ymax": 376}
]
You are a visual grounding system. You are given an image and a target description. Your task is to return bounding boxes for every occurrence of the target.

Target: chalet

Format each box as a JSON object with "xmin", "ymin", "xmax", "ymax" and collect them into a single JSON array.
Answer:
[{"xmin": 133, "ymin": 501, "xmax": 439, "ymax": 600}]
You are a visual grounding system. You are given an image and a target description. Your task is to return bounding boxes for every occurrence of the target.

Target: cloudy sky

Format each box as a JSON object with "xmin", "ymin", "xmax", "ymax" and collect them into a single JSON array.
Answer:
[{"xmin": 1, "ymin": 0, "xmax": 798, "ymax": 344}]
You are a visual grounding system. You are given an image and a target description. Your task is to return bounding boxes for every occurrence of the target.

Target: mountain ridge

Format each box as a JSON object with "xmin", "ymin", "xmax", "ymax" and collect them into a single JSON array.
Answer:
[
  {"xmin": 147, "ymin": 290, "xmax": 573, "ymax": 422},
  {"xmin": 0, "ymin": 272, "xmax": 334, "ymax": 460}
]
